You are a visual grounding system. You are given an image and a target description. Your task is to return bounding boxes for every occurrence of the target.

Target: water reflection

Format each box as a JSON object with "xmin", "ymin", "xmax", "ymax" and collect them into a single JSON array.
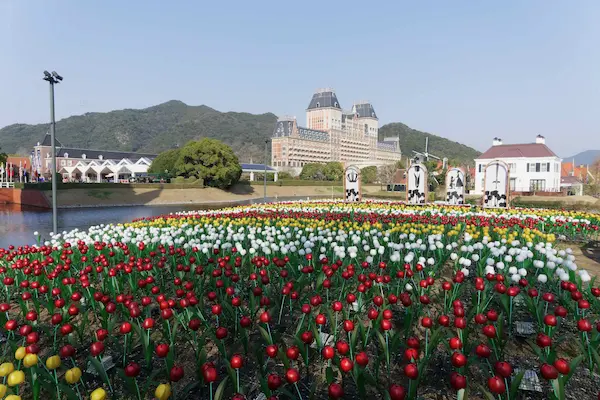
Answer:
[{"xmin": 0, "ymin": 197, "xmax": 318, "ymax": 248}]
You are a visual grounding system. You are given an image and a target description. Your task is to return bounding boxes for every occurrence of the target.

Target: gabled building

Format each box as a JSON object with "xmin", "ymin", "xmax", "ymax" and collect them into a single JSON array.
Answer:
[
  {"xmin": 31, "ymin": 134, "xmax": 157, "ymax": 182},
  {"xmin": 271, "ymin": 88, "xmax": 401, "ymax": 174},
  {"xmin": 473, "ymin": 135, "xmax": 562, "ymax": 194}
]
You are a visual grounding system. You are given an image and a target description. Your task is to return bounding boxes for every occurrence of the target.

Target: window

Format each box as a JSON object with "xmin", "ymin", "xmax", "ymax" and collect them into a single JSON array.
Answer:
[
  {"xmin": 509, "ymin": 178, "xmax": 516, "ymax": 191},
  {"xmin": 555, "ymin": 163, "xmax": 559, "ymax": 173},
  {"xmin": 527, "ymin": 163, "xmax": 536, "ymax": 172},
  {"xmin": 541, "ymin": 163, "xmax": 548, "ymax": 172},
  {"xmin": 530, "ymin": 179, "xmax": 546, "ymax": 191},
  {"xmin": 478, "ymin": 164, "xmax": 483, "ymax": 173},
  {"xmin": 67, "ymin": 160, "xmax": 73, "ymax": 166},
  {"xmin": 60, "ymin": 160, "xmax": 66, "ymax": 166},
  {"xmin": 509, "ymin": 163, "xmax": 517, "ymax": 172}
]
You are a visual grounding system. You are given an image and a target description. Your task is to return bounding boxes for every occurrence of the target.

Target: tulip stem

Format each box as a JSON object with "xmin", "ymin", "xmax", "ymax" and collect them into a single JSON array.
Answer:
[
  {"xmin": 210, "ymin": 382, "xmax": 213, "ymax": 400},
  {"xmin": 294, "ymin": 382, "xmax": 303, "ymax": 400},
  {"xmin": 278, "ymin": 295, "xmax": 286, "ymax": 324},
  {"xmin": 123, "ymin": 335, "xmax": 128, "ymax": 366},
  {"xmin": 236, "ymin": 368, "xmax": 240, "ymax": 392},
  {"xmin": 54, "ymin": 370, "xmax": 61, "ymax": 400},
  {"xmin": 134, "ymin": 376, "xmax": 142, "ymax": 400},
  {"xmin": 75, "ymin": 382, "xmax": 83, "ymax": 400}
]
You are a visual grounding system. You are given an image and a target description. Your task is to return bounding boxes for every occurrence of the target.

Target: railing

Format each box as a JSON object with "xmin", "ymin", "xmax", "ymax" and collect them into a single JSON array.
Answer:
[{"xmin": 0, "ymin": 182, "xmax": 15, "ymax": 188}]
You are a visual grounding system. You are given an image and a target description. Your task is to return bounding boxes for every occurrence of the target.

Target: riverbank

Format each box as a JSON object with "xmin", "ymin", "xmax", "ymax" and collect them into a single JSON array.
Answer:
[{"xmin": 44, "ymin": 184, "xmax": 382, "ymax": 208}]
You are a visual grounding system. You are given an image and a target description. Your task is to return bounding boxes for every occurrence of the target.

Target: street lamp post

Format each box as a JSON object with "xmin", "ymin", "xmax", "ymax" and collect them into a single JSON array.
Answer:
[
  {"xmin": 263, "ymin": 140, "xmax": 269, "ymax": 200},
  {"xmin": 43, "ymin": 70, "xmax": 62, "ymax": 235}
]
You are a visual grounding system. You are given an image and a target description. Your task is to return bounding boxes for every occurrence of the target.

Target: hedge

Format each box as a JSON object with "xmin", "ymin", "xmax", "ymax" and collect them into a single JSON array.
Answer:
[{"xmin": 16, "ymin": 181, "xmax": 204, "ymax": 190}]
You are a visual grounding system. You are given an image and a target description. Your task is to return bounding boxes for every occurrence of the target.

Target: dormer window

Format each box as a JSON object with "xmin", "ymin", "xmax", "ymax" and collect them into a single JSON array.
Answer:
[
  {"xmin": 63, "ymin": 152, "xmax": 69, "ymax": 158},
  {"xmin": 82, "ymin": 154, "xmax": 87, "ymax": 159},
  {"xmin": 334, "ymin": 102, "xmax": 338, "ymax": 107},
  {"xmin": 98, "ymin": 155, "xmax": 103, "ymax": 160},
  {"xmin": 316, "ymin": 102, "xmax": 320, "ymax": 107}
]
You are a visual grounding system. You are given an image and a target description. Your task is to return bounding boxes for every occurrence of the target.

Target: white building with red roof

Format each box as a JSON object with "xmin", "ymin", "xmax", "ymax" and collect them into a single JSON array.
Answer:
[{"xmin": 474, "ymin": 135, "xmax": 562, "ymax": 194}]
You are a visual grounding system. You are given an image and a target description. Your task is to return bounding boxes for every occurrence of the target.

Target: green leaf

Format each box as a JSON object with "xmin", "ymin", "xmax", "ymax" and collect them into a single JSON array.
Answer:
[
  {"xmin": 259, "ymin": 325, "xmax": 273, "ymax": 345},
  {"xmin": 326, "ymin": 366, "xmax": 334, "ymax": 384},
  {"xmin": 214, "ymin": 376, "xmax": 229, "ymax": 400},
  {"xmin": 509, "ymin": 370, "xmax": 525, "ymax": 399}
]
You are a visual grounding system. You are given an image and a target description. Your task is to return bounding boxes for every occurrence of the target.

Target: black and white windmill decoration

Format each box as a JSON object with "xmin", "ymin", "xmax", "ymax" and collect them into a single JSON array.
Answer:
[
  {"xmin": 344, "ymin": 165, "xmax": 361, "ymax": 202},
  {"xmin": 412, "ymin": 137, "xmax": 441, "ymax": 162},
  {"xmin": 483, "ymin": 161, "xmax": 509, "ymax": 208},
  {"xmin": 407, "ymin": 163, "xmax": 428, "ymax": 204},
  {"xmin": 446, "ymin": 168, "xmax": 465, "ymax": 205}
]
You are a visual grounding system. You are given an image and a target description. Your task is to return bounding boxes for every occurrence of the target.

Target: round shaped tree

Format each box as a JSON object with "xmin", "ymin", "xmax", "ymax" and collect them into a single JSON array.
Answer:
[{"xmin": 175, "ymin": 138, "xmax": 242, "ymax": 189}]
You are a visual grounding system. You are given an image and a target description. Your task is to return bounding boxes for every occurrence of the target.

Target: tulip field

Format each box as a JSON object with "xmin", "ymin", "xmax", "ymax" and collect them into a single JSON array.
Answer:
[{"xmin": 2, "ymin": 201, "xmax": 600, "ymax": 400}]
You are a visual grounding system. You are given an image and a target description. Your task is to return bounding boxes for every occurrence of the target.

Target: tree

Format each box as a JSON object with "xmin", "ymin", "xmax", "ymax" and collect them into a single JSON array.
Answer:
[
  {"xmin": 300, "ymin": 163, "xmax": 326, "ymax": 180},
  {"xmin": 148, "ymin": 148, "xmax": 181, "ymax": 174},
  {"xmin": 323, "ymin": 162, "xmax": 344, "ymax": 181},
  {"xmin": 0, "ymin": 147, "xmax": 6, "ymax": 166},
  {"xmin": 377, "ymin": 164, "xmax": 397, "ymax": 188},
  {"xmin": 174, "ymin": 138, "xmax": 242, "ymax": 189},
  {"xmin": 361, "ymin": 166, "xmax": 378, "ymax": 184}
]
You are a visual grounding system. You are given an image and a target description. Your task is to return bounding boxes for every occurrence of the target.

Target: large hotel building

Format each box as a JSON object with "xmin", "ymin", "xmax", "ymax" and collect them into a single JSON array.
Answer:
[{"xmin": 271, "ymin": 89, "xmax": 401, "ymax": 173}]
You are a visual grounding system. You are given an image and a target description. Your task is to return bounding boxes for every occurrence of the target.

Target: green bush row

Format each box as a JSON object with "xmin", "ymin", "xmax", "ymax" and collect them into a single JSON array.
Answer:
[{"xmin": 16, "ymin": 181, "xmax": 204, "ymax": 190}]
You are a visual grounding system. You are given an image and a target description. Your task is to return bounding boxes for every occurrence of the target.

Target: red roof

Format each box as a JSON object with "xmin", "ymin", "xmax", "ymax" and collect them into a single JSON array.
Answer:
[{"xmin": 476, "ymin": 143, "xmax": 558, "ymax": 159}]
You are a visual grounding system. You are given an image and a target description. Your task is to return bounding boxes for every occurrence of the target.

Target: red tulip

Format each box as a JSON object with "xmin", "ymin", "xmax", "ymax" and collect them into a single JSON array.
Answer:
[
  {"xmin": 125, "ymin": 362, "xmax": 141, "ymax": 377},
  {"xmin": 578, "ymin": 319, "xmax": 592, "ymax": 332},
  {"xmin": 536, "ymin": 333, "xmax": 552, "ymax": 348},
  {"xmin": 260, "ymin": 311, "xmax": 271, "ymax": 324},
  {"xmin": 450, "ymin": 372, "xmax": 467, "ymax": 390},
  {"xmin": 120, "ymin": 322, "xmax": 132, "ymax": 335},
  {"xmin": 267, "ymin": 374, "xmax": 282, "ymax": 390},
  {"xmin": 404, "ymin": 363, "xmax": 418, "ymax": 379},
  {"xmin": 336, "ymin": 341, "xmax": 350, "ymax": 355},
  {"xmin": 451, "ymin": 352, "xmax": 467, "ymax": 368},
  {"xmin": 389, "ymin": 384, "xmax": 406, "ymax": 400},
  {"xmin": 356, "ymin": 352, "xmax": 369, "ymax": 367},
  {"xmin": 328, "ymin": 383, "xmax": 344, "ymax": 399},
  {"xmin": 216, "ymin": 326, "xmax": 228, "ymax": 339},
  {"xmin": 553, "ymin": 358, "xmax": 570, "ymax": 375},
  {"xmin": 343, "ymin": 320, "xmax": 354, "ymax": 332},
  {"xmin": 285, "ymin": 368, "xmax": 300, "ymax": 384},
  {"xmin": 90, "ymin": 341, "xmax": 104, "ymax": 356},
  {"xmin": 540, "ymin": 363, "xmax": 558, "ymax": 380},
  {"xmin": 202, "ymin": 364, "xmax": 218, "ymax": 383},
  {"xmin": 482, "ymin": 325, "xmax": 496, "ymax": 338},
  {"xmin": 59, "ymin": 344, "xmax": 75, "ymax": 358},
  {"xmin": 169, "ymin": 365, "xmax": 184, "ymax": 382},
  {"xmin": 494, "ymin": 361, "xmax": 512, "ymax": 378},
  {"xmin": 488, "ymin": 376, "xmax": 506, "ymax": 394},
  {"xmin": 155, "ymin": 343, "xmax": 170, "ymax": 358},
  {"xmin": 404, "ymin": 348, "xmax": 419, "ymax": 362},
  {"xmin": 266, "ymin": 344, "xmax": 279, "ymax": 358},
  {"xmin": 340, "ymin": 357, "xmax": 353, "ymax": 373},
  {"xmin": 449, "ymin": 337, "xmax": 462, "ymax": 350},
  {"xmin": 286, "ymin": 346, "xmax": 300, "ymax": 360},
  {"xmin": 544, "ymin": 314, "xmax": 557, "ymax": 327},
  {"xmin": 322, "ymin": 346, "xmax": 335, "ymax": 360}
]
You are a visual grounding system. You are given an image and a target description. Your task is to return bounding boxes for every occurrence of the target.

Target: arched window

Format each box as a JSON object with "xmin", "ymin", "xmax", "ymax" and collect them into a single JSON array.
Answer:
[
  {"xmin": 82, "ymin": 154, "xmax": 87, "ymax": 159},
  {"xmin": 316, "ymin": 102, "xmax": 320, "ymax": 108},
  {"xmin": 64, "ymin": 152, "xmax": 69, "ymax": 158}
]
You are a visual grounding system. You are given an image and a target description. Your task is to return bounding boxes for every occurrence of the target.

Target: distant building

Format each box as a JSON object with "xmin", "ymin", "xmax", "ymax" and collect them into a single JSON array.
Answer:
[
  {"xmin": 32, "ymin": 134, "xmax": 157, "ymax": 182},
  {"xmin": 474, "ymin": 135, "xmax": 562, "ymax": 194},
  {"xmin": 271, "ymin": 88, "xmax": 401, "ymax": 174}
]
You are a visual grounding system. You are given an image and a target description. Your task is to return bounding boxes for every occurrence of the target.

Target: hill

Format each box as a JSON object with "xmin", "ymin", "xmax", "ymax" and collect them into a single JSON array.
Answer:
[
  {"xmin": 564, "ymin": 150, "xmax": 600, "ymax": 165},
  {"xmin": 379, "ymin": 123, "xmax": 480, "ymax": 163},
  {"xmin": 0, "ymin": 101, "xmax": 480, "ymax": 164}
]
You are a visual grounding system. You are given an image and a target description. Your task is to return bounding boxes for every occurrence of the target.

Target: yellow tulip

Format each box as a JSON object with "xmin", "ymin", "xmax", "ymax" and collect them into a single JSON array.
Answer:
[
  {"xmin": 23, "ymin": 353, "xmax": 38, "ymax": 368},
  {"xmin": 45, "ymin": 355, "xmax": 61, "ymax": 370},
  {"xmin": 6, "ymin": 395, "xmax": 21, "ymax": 400},
  {"xmin": 0, "ymin": 384, "xmax": 6, "ymax": 398},
  {"xmin": 90, "ymin": 388, "xmax": 107, "ymax": 400},
  {"xmin": 15, "ymin": 347, "xmax": 26, "ymax": 361},
  {"xmin": 65, "ymin": 367, "xmax": 82, "ymax": 384},
  {"xmin": 7, "ymin": 370, "xmax": 25, "ymax": 386},
  {"xmin": 155, "ymin": 383, "xmax": 171, "ymax": 400},
  {"xmin": 0, "ymin": 362, "xmax": 14, "ymax": 377}
]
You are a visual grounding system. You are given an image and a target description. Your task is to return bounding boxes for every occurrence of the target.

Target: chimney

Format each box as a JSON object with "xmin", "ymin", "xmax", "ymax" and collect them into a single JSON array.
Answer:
[
  {"xmin": 492, "ymin": 137, "xmax": 503, "ymax": 146},
  {"xmin": 535, "ymin": 135, "xmax": 546, "ymax": 144}
]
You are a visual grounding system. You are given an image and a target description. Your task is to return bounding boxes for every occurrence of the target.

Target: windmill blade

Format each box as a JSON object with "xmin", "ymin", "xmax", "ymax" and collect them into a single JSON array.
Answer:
[{"xmin": 428, "ymin": 155, "xmax": 441, "ymax": 160}]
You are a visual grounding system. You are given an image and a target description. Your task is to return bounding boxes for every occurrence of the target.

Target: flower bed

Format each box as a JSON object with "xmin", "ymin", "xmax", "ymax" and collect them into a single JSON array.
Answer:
[{"xmin": 0, "ymin": 201, "xmax": 600, "ymax": 400}]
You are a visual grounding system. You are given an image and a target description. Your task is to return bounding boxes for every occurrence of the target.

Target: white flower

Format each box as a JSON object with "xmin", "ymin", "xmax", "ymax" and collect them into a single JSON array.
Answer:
[
  {"xmin": 508, "ymin": 266, "xmax": 518, "ymax": 275},
  {"xmin": 33, "ymin": 231, "xmax": 39, "ymax": 236},
  {"xmin": 537, "ymin": 274, "xmax": 548, "ymax": 283},
  {"xmin": 405, "ymin": 283, "xmax": 413, "ymax": 292}
]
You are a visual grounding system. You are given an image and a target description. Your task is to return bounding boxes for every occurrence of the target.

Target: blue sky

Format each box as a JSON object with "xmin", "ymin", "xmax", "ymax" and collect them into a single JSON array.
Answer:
[{"xmin": 1, "ymin": 0, "xmax": 598, "ymax": 156}]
